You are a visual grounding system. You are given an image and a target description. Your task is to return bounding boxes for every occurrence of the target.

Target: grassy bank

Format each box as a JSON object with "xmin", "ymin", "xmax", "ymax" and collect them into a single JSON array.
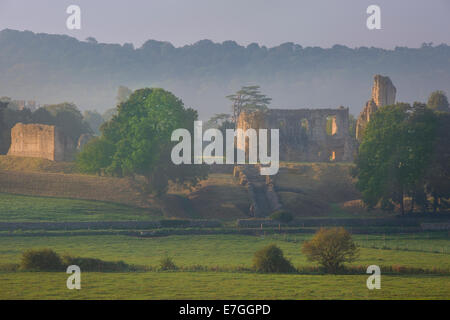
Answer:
[{"xmin": 0, "ymin": 193, "xmax": 162, "ymax": 222}]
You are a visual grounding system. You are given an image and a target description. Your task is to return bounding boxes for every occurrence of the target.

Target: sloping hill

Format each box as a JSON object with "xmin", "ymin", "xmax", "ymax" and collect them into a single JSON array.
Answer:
[
  {"xmin": 0, "ymin": 156, "xmax": 250, "ymax": 220},
  {"xmin": 274, "ymin": 162, "xmax": 361, "ymax": 217}
]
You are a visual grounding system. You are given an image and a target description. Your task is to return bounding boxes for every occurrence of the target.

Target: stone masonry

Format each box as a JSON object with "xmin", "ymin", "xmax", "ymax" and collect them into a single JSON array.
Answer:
[
  {"xmin": 356, "ymin": 75, "xmax": 396, "ymax": 140},
  {"xmin": 7, "ymin": 123, "xmax": 74, "ymax": 161},
  {"xmin": 237, "ymin": 106, "xmax": 355, "ymax": 162}
]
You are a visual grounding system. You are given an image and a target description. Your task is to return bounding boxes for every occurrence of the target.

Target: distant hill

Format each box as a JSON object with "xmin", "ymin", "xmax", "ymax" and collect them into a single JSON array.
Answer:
[{"xmin": 0, "ymin": 29, "xmax": 449, "ymax": 119}]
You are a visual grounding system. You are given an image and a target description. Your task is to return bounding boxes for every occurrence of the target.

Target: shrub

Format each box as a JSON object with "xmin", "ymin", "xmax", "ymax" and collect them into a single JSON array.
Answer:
[
  {"xmin": 62, "ymin": 255, "xmax": 131, "ymax": 272},
  {"xmin": 301, "ymin": 227, "xmax": 359, "ymax": 273},
  {"xmin": 20, "ymin": 248, "xmax": 63, "ymax": 271},
  {"xmin": 252, "ymin": 244, "xmax": 295, "ymax": 273},
  {"xmin": 76, "ymin": 137, "xmax": 115, "ymax": 175},
  {"xmin": 159, "ymin": 256, "xmax": 178, "ymax": 271},
  {"xmin": 270, "ymin": 210, "xmax": 293, "ymax": 224}
]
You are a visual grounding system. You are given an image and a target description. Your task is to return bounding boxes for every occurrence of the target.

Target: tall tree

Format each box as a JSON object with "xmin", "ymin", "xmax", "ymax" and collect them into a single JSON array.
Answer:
[
  {"xmin": 77, "ymin": 88, "xmax": 207, "ymax": 196},
  {"xmin": 355, "ymin": 103, "xmax": 437, "ymax": 215},
  {"xmin": 226, "ymin": 85, "xmax": 271, "ymax": 126},
  {"xmin": 424, "ymin": 112, "xmax": 450, "ymax": 212}
]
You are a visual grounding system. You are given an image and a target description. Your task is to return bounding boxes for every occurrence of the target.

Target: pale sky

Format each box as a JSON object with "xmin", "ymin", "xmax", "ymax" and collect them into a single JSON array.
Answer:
[{"xmin": 0, "ymin": 0, "xmax": 449, "ymax": 48}]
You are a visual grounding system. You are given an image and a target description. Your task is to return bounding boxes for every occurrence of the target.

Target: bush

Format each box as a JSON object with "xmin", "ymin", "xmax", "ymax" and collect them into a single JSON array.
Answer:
[
  {"xmin": 76, "ymin": 137, "xmax": 115, "ymax": 175},
  {"xmin": 252, "ymin": 244, "xmax": 295, "ymax": 273},
  {"xmin": 301, "ymin": 227, "xmax": 359, "ymax": 273},
  {"xmin": 62, "ymin": 255, "xmax": 131, "ymax": 272},
  {"xmin": 20, "ymin": 248, "xmax": 63, "ymax": 271},
  {"xmin": 159, "ymin": 256, "xmax": 178, "ymax": 271},
  {"xmin": 270, "ymin": 210, "xmax": 293, "ymax": 223}
]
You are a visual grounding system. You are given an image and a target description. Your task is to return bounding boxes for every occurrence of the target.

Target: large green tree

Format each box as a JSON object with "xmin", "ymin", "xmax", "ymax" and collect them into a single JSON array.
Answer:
[
  {"xmin": 77, "ymin": 88, "xmax": 207, "ymax": 196},
  {"xmin": 424, "ymin": 112, "xmax": 450, "ymax": 212},
  {"xmin": 355, "ymin": 103, "xmax": 437, "ymax": 215}
]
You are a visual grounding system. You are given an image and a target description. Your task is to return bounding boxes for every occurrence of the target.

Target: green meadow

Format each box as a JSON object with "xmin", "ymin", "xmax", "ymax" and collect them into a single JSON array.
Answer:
[
  {"xmin": 0, "ymin": 233, "xmax": 449, "ymax": 299},
  {"xmin": 0, "ymin": 233, "xmax": 449, "ymax": 269},
  {"xmin": 0, "ymin": 272, "xmax": 448, "ymax": 300}
]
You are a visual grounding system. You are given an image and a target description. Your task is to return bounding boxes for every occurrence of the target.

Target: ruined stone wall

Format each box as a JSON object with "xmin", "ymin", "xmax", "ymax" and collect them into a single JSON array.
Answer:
[
  {"xmin": 356, "ymin": 75, "xmax": 396, "ymax": 141},
  {"xmin": 7, "ymin": 123, "xmax": 74, "ymax": 161},
  {"xmin": 237, "ymin": 107, "xmax": 354, "ymax": 162},
  {"xmin": 371, "ymin": 75, "xmax": 396, "ymax": 107}
]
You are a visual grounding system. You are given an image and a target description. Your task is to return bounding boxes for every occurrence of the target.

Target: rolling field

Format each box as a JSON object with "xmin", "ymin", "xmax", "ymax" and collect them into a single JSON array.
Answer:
[
  {"xmin": 0, "ymin": 233, "xmax": 448, "ymax": 269},
  {"xmin": 0, "ymin": 159, "xmax": 448, "ymax": 299},
  {"xmin": 1, "ymin": 233, "xmax": 448, "ymax": 299}
]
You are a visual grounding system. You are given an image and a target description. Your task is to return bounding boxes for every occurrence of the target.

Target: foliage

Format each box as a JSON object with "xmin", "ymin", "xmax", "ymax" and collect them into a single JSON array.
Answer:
[
  {"xmin": 252, "ymin": 244, "xmax": 295, "ymax": 273},
  {"xmin": 75, "ymin": 137, "xmax": 115, "ymax": 174},
  {"xmin": 102, "ymin": 108, "xmax": 118, "ymax": 122},
  {"xmin": 159, "ymin": 256, "xmax": 178, "ymax": 271},
  {"xmin": 301, "ymin": 227, "xmax": 359, "ymax": 273},
  {"xmin": 77, "ymin": 88, "xmax": 208, "ymax": 196},
  {"xmin": 270, "ymin": 210, "xmax": 293, "ymax": 223},
  {"xmin": 20, "ymin": 248, "xmax": 63, "ymax": 271},
  {"xmin": 355, "ymin": 103, "xmax": 438, "ymax": 214},
  {"xmin": 424, "ymin": 112, "xmax": 450, "ymax": 212},
  {"xmin": 226, "ymin": 85, "xmax": 271, "ymax": 125},
  {"xmin": 427, "ymin": 90, "xmax": 450, "ymax": 112},
  {"xmin": 204, "ymin": 113, "xmax": 232, "ymax": 130},
  {"xmin": 62, "ymin": 255, "xmax": 131, "ymax": 272}
]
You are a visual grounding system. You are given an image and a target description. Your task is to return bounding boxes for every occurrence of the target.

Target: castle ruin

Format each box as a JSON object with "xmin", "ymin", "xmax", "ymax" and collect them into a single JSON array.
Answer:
[
  {"xmin": 356, "ymin": 75, "xmax": 396, "ymax": 141},
  {"xmin": 7, "ymin": 123, "xmax": 75, "ymax": 161},
  {"xmin": 237, "ymin": 106, "xmax": 355, "ymax": 162}
]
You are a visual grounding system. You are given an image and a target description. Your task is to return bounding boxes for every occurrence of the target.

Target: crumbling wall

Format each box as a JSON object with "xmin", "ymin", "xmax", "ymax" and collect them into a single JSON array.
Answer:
[
  {"xmin": 237, "ymin": 107, "xmax": 354, "ymax": 162},
  {"xmin": 371, "ymin": 75, "xmax": 396, "ymax": 107},
  {"xmin": 356, "ymin": 75, "xmax": 396, "ymax": 141},
  {"xmin": 7, "ymin": 123, "xmax": 74, "ymax": 161}
]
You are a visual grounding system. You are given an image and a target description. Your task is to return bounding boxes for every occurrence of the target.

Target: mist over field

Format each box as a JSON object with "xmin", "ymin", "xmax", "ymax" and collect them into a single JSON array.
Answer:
[{"xmin": 1, "ymin": 29, "xmax": 449, "ymax": 119}]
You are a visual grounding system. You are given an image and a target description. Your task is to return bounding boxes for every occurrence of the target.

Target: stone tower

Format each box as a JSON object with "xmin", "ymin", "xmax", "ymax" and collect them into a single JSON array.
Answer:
[
  {"xmin": 371, "ymin": 75, "xmax": 396, "ymax": 107},
  {"xmin": 356, "ymin": 75, "xmax": 396, "ymax": 141},
  {"xmin": 7, "ymin": 123, "xmax": 74, "ymax": 161}
]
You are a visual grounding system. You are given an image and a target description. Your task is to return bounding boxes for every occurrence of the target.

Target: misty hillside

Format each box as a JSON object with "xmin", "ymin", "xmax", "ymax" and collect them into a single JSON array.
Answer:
[{"xmin": 0, "ymin": 28, "xmax": 449, "ymax": 119}]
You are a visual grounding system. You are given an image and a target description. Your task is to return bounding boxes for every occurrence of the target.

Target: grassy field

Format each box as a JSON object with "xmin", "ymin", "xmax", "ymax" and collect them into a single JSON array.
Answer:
[
  {"xmin": 0, "ymin": 233, "xmax": 448, "ymax": 269},
  {"xmin": 0, "ymin": 193, "xmax": 162, "ymax": 222},
  {"xmin": 1, "ymin": 158, "xmax": 448, "ymax": 299},
  {"xmin": 1, "ymin": 272, "xmax": 448, "ymax": 299},
  {"xmin": 0, "ymin": 232, "xmax": 448, "ymax": 300}
]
